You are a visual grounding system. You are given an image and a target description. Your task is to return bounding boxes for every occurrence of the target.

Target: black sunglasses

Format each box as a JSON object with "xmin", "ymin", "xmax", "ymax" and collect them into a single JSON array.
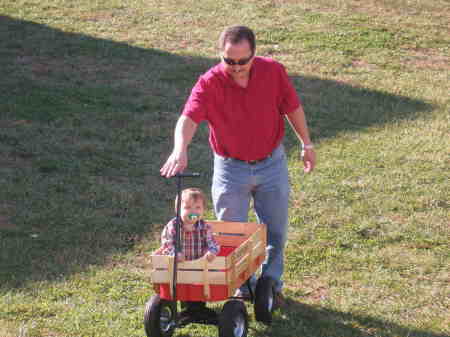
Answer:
[{"xmin": 222, "ymin": 54, "xmax": 254, "ymax": 66}]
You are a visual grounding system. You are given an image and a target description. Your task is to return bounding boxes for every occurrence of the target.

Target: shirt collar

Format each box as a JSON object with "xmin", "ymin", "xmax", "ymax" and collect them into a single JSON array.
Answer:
[
  {"xmin": 174, "ymin": 217, "xmax": 205, "ymax": 231},
  {"xmin": 194, "ymin": 219, "xmax": 205, "ymax": 229}
]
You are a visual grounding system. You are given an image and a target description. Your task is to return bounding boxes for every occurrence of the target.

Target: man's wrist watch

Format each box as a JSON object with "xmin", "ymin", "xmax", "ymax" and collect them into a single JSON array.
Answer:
[{"xmin": 302, "ymin": 143, "xmax": 314, "ymax": 150}]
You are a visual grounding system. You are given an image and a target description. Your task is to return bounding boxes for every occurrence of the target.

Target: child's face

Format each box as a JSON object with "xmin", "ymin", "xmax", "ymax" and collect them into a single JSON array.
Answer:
[{"xmin": 180, "ymin": 198, "xmax": 204, "ymax": 228}]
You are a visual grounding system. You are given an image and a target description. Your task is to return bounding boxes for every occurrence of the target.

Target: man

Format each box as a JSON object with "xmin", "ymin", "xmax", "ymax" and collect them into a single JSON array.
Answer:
[{"xmin": 160, "ymin": 25, "xmax": 316, "ymax": 305}]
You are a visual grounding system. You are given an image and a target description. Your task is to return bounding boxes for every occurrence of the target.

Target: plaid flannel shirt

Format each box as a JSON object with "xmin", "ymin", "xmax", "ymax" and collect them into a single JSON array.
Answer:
[{"xmin": 158, "ymin": 218, "xmax": 220, "ymax": 260}]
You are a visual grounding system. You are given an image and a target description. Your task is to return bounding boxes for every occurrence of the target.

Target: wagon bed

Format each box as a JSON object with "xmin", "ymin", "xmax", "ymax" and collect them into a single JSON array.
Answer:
[{"xmin": 150, "ymin": 221, "xmax": 267, "ymax": 302}]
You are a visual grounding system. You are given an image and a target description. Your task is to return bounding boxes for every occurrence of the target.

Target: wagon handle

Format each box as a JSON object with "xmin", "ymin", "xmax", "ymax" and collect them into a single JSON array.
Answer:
[{"xmin": 172, "ymin": 172, "xmax": 201, "ymax": 324}]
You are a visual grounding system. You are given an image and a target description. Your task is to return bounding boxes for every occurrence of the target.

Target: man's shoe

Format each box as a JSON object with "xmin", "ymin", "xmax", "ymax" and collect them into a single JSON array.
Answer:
[
  {"xmin": 273, "ymin": 292, "xmax": 285, "ymax": 310},
  {"xmin": 233, "ymin": 288, "xmax": 252, "ymax": 300}
]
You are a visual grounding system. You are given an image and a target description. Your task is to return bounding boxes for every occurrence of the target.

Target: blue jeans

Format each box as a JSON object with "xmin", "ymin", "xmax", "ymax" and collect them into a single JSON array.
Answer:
[{"xmin": 212, "ymin": 144, "xmax": 290, "ymax": 292}]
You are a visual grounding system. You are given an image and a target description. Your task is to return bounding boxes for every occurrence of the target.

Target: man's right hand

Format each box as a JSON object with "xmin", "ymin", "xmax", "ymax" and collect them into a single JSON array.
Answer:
[
  {"xmin": 160, "ymin": 115, "xmax": 198, "ymax": 177},
  {"xmin": 160, "ymin": 150, "xmax": 188, "ymax": 178}
]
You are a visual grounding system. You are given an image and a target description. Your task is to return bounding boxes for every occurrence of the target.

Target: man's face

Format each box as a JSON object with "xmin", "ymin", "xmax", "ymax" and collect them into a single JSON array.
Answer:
[{"xmin": 222, "ymin": 40, "xmax": 254, "ymax": 80}]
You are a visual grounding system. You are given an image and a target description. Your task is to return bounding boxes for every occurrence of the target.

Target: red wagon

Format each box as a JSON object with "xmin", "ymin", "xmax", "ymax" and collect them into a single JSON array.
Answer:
[{"xmin": 144, "ymin": 174, "xmax": 276, "ymax": 337}]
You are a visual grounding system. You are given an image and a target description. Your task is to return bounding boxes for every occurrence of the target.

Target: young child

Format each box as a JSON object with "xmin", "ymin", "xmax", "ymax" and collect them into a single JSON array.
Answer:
[
  {"xmin": 157, "ymin": 187, "xmax": 219, "ymax": 262},
  {"xmin": 156, "ymin": 187, "xmax": 220, "ymax": 323}
]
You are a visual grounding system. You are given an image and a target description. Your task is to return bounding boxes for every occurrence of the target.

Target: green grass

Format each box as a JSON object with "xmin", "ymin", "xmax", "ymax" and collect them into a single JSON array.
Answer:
[{"xmin": 1, "ymin": 0, "xmax": 449, "ymax": 336}]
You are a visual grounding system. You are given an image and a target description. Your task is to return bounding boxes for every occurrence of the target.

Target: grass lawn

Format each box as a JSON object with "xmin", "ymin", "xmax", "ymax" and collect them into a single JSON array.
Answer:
[{"xmin": 1, "ymin": 0, "xmax": 449, "ymax": 336}]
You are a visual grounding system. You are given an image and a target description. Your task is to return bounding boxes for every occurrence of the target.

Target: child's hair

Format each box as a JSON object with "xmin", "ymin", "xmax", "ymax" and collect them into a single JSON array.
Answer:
[{"xmin": 174, "ymin": 188, "xmax": 206, "ymax": 211}]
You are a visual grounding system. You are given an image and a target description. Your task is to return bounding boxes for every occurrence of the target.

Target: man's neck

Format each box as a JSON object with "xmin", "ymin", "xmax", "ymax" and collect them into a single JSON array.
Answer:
[{"xmin": 232, "ymin": 75, "xmax": 249, "ymax": 88}]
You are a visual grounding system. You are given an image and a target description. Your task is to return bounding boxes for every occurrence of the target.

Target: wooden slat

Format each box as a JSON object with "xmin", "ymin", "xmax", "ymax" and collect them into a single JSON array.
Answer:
[
  {"xmin": 209, "ymin": 221, "xmax": 265, "ymax": 247},
  {"xmin": 151, "ymin": 255, "xmax": 227, "ymax": 270},
  {"xmin": 234, "ymin": 254, "xmax": 250, "ymax": 277},
  {"xmin": 168, "ymin": 256, "xmax": 174, "ymax": 298},
  {"xmin": 226, "ymin": 227, "xmax": 263, "ymax": 289},
  {"xmin": 252, "ymin": 241, "xmax": 265, "ymax": 257},
  {"xmin": 225, "ymin": 252, "xmax": 233, "ymax": 271},
  {"xmin": 232, "ymin": 239, "xmax": 252, "ymax": 263},
  {"xmin": 214, "ymin": 235, "xmax": 245, "ymax": 247},
  {"xmin": 151, "ymin": 269, "xmax": 227, "ymax": 285},
  {"xmin": 228, "ymin": 251, "xmax": 236, "ymax": 296},
  {"xmin": 259, "ymin": 227, "xmax": 267, "ymax": 247},
  {"xmin": 203, "ymin": 258, "xmax": 210, "ymax": 299},
  {"xmin": 209, "ymin": 220, "xmax": 262, "ymax": 235}
]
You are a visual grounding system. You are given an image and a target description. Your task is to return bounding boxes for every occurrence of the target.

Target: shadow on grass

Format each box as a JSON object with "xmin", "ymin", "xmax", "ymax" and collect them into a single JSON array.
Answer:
[
  {"xmin": 0, "ymin": 14, "xmax": 215, "ymax": 289},
  {"xmin": 259, "ymin": 298, "xmax": 447, "ymax": 337},
  {"xmin": 290, "ymin": 75, "xmax": 433, "ymax": 143},
  {"xmin": 0, "ymin": 15, "xmax": 432, "ymax": 289},
  {"xmin": 280, "ymin": 74, "xmax": 434, "ymax": 153}
]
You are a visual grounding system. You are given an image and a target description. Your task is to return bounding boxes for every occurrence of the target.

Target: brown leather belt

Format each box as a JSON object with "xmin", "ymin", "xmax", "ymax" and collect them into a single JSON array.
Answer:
[{"xmin": 233, "ymin": 154, "xmax": 272, "ymax": 165}]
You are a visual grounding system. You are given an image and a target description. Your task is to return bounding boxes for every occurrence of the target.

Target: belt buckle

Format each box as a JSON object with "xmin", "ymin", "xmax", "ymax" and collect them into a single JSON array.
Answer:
[{"xmin": 247, "ymin": 160, "xmax": 258, "ymax": 165}]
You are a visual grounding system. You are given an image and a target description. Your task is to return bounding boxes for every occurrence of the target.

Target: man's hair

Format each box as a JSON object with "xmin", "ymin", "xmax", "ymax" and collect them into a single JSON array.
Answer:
[
  {"xmin": 174, "ymin": 188, "xmax": 206, "ymax": 212},
  {"xmin": 218, "ymin": 25, "xmax": 256, "ymax": 54}
]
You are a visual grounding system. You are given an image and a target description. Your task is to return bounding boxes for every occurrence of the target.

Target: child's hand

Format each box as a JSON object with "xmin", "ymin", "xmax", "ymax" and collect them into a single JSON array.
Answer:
[
  {"xmin": 154, "ymin": 247, "xmax": 164, "ymax": 255},
  {"xmin": 177, "ymin": 252, "xmax": 185, "ymax": 262},
  {"xmin": 205, "ymin": 251, "xmax": 216, "ymax": 262}
]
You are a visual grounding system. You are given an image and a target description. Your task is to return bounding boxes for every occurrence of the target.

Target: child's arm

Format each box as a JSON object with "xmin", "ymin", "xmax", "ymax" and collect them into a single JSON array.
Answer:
[
  {"xmin": 159, "ymin": 220, "xmax": 176, "ymax": 256},
  {"xmin": 161, "ymin": 220, "xmax": 186, "ymax": 262}
]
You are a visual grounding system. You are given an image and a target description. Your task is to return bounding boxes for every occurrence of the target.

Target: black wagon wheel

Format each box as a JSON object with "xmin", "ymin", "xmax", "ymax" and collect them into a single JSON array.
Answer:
[
  {"xmin": 218, "ymin": 300, "xmax": 248, "ymax": 337},
  {"xmin": 144, "ymin": 294, "xmax": 176, "ymax": 337},
  {"xmin": 254, "ymin": 276, "xmax": 275, "ymax": 325}
]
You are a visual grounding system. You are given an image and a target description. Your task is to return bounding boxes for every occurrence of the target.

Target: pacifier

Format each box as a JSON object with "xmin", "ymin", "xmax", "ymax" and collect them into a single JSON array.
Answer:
[{"xmin": 188, "ymin": 213, "xmax": 200, "ymax": 221}]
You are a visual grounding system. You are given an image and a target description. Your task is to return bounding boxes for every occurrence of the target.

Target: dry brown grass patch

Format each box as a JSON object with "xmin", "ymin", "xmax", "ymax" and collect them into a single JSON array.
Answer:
[
  {"xmin": 79, "ymin": 10, "xmax": 116, "ymax": 22},
  {"xmin": 405, "ymin": 50, "xmax": 450, "ymax": 70},
  {"xmin": 286, "ymin": 276, "xmax": 331, "ymax": 302}
]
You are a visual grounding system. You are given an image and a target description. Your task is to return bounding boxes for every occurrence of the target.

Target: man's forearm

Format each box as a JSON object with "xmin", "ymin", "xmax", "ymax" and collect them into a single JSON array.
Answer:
[
  {"xmin": 285, "ymin": 106, "xmax": 312, "ymax": 145},
  {"xmin": 174, "ymin": 115, "xmax": 198, "ymax": 152}
]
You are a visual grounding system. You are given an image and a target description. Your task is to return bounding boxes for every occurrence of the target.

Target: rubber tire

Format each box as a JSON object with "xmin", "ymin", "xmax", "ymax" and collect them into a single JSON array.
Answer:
[
  {"xmin": 143, "ymin": 294, "xmax": 176, "ymax": 337},
  {"xmin": 219, "ymin": 300, "xmax": 248, "ymax": 337},
  {"xmin": 254, "ymin": 276, "xmax": 275, "ymax": 325}
]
